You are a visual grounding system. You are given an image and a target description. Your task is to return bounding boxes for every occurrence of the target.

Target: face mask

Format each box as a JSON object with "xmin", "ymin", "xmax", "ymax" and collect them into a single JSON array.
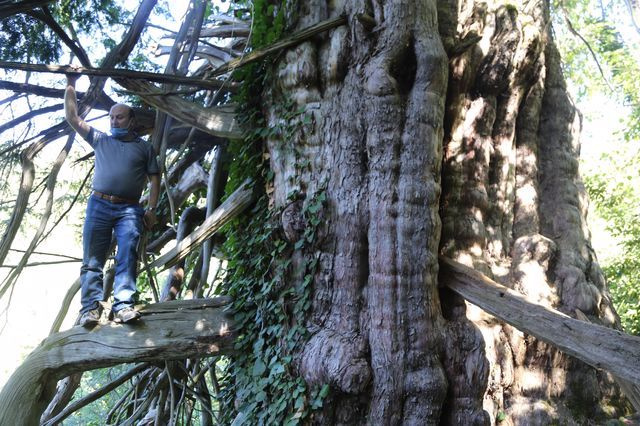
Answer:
[{"xmin": 110, "ymin": 127, "xmax": 129, "ymax": 139}]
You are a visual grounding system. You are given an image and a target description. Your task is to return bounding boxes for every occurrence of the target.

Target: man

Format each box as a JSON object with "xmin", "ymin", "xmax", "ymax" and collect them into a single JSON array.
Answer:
[{"xmin": 65, "ymin": 72, "xmax": 161, "ymax": 327}]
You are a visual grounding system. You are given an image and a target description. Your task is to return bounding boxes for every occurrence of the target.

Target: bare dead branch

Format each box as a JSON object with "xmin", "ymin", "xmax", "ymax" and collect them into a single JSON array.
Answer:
[
  {"xmin": 199, "ymin": 144, "xmax": 226, "ymax": 295},
  {"xmin": 115, "ymin": 78, "xmax": 240, "ymax": 139},
  {"xmin": 0, "ymin": 134, "xmax": 74, "ymax": 299},
  {"xmin": 39, "ymin": 165, "xmax": 92, "ymax": 244},
  {"xmin": 0, "ymin": 60, "xmax": 231, "ymax": 91},
  {"xmin": 40, "ymin": 374, "xmax": 83, "ymax": 424},
  {"xmin": 0, "ymin": 258, "xmax": 79, "ymax": 268},
  {"xmin": 0, "ymin": 103, "xmax": 62, "ymax": 137},
  {"xmin": 8, "ymin": 248, "xmax": 81, "ymax": 261},
  {"xmin": 147, "ymin": 179, "xmax": 254, "ymax": 271},
  {"xmin": 0, "ymin": 80, "xmax": 114, "ymax": 109},
  {"xmin": 161, "ymin": 206, "xmax": 206, "ymax": 301},
  {"xmin": 210, "ymin": 14, "xmax": 347, "ymax": 77},
  {"xmin": 147, "ymin": 227, "xmax": 177, "ymax": 254},
  {"xmin": 439, "ymin": 256, "xmax": 640, "ymax": 387},
  {"xmin": 48, "ymin": 278, "xmax": 80, "ymax": 335}
]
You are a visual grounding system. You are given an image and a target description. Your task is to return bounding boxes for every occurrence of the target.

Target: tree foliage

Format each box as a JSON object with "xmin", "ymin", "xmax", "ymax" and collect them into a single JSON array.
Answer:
[
  {"xmin": 555, "ymin": 0, "xmax": 640, "ymax": 335},
  {"xmin": 584, "ymin": 146, "xmax": 640, "ymax": 335}
]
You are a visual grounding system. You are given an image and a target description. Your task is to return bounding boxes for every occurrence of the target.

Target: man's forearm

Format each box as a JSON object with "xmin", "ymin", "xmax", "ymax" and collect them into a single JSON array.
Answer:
[
  {"xmin": 64, "ymin": 76, "xmax": 90, "ymax": 138},
  {"xmin": 64, "ymin": 82, "xmax": 78, "ymax": 123},
  {"xmin": 148, "ymin": 174, "xmax": 160, "ymax": 208}
]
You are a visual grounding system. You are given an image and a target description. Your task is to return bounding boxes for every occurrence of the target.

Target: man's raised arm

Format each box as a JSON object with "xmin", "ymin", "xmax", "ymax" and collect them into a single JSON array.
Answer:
[{"xmin": 64, "ymin": 74, "xmax": 91, "ymax": 139}]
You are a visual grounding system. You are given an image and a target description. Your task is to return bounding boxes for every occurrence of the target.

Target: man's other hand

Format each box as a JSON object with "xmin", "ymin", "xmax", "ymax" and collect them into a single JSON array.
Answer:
[
  {"xmin": 143, "ymin": 209, "xmax": 158, "ymax": 230},
  {"xmin": 65, "ymin": 65, "xmax": 82, "ymax": 86}
]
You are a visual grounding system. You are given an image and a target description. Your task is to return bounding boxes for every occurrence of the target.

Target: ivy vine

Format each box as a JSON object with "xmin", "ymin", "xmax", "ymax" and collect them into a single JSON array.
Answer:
[{"xmin": 217, "ymin": 1, "xmax": 328, "ymax": 424}]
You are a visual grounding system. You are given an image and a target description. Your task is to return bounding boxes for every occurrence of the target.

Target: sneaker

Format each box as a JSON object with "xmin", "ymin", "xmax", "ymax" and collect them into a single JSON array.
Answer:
[
  {"xmin": 78, "ymin": 306, "xmax": 102, "ymax": 328},
  {"xmin": 114, "ymin": 306, "xmax": 141, "ymax": 324}
]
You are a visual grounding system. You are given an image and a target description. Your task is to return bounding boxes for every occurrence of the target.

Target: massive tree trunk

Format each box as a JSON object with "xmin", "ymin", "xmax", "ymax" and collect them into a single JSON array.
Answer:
[{"xmin": 264, "ymin": 0, "xmax": 630, "ymax": 424}]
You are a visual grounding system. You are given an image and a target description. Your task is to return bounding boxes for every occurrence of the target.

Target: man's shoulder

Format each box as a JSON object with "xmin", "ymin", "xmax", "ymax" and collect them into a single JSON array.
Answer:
[{"xmin": 83, "ymin": 127, "xmax": 103, "ymax": 145}]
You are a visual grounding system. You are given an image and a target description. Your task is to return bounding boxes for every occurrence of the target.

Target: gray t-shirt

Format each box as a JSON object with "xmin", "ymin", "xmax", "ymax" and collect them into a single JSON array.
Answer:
[{"xmin": 84, "ymin": 128, "xmax": 160, "ymax": 201}]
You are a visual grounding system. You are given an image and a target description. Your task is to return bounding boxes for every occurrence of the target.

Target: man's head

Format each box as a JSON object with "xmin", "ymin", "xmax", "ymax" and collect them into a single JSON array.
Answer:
[{"xmin": 109, "ymin": 103, "xmax": 135, "ymax": 130}]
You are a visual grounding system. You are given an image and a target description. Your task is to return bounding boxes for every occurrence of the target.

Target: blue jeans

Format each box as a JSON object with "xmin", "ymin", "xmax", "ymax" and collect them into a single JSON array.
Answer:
[{"xmin": 80, "ymin": 195, "xmax": 144, "ymax": 313}]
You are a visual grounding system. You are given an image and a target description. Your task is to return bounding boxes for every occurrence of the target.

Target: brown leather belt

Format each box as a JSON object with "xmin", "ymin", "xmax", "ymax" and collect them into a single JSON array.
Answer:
[{"xmin": 93, "ymin": 190, "xmax": 138, "ymax": 204}]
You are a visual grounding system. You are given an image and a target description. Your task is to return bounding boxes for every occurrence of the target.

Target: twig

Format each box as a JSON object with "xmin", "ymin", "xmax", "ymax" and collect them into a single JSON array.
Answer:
[
  {"xmin": 8, "ymin": 248, "xmax": 81, "ymax": 261},
  {"xmin": 0, "ymin": 259, "xmax": 80, "ymax": 268},
  {"xmin": 561, "ymin": 6, "xmax": 615, "ymax": 93}
]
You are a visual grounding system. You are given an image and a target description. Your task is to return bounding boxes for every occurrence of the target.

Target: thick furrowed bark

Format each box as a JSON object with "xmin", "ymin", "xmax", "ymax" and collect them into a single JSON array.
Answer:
[
  {"xmin": 0, "ymin": 298, "xmax": 234, "ymax": 426},
  {"xmin": 437, "ymin": 0, "xmax": 629, "ymax": 422},
  {"xmin": 363, "ymin": 2, "xmax": 448, "ymax": 423},
  {"xmin": 266, "ymin": 1, "xmax": 449, "ymax": 424}
]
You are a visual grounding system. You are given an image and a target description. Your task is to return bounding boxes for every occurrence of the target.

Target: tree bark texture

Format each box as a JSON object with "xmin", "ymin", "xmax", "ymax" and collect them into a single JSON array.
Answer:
[
  {"xmin": 264, "ymin": 0, "xmax": 630, "ymax": 424},
  {"xmin": 266, "ymin": 1, "xmax": 448, "ymax": 424},
  {"xmin": 438, "ymin": 0, "xmax": 628, "ymax": 423}
]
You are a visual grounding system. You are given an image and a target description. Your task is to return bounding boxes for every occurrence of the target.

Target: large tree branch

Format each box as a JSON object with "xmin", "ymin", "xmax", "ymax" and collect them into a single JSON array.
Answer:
[
  {"xmin": 0, "ymin": 0, "xmax": 54, "ymax": 19},
  {"xmin": 0, "ymin": 0, "xmax": 156, "ymax": 267},
  {"xmin": 27, "ymin": 6, "xmax": 93, "ymax": 67},
  {"xmin": 439, "ymin": 256, "xmax": 640, "ymax": 388},
  {"xmin": 0, "ymin": 80, "xmax": 111, "ymax": 107},
  {"xmin": 115, "ymin": 78, "xmax": 240, "ymax": 139},
  {"xmin": 147, "ymin": 180, "xmax": 254, "ymax": 271},
  {"xmin": 0, "ymin": 297, "xmax": 235, "ymax": 425},
  {"xmin": 0, "ymin": 61, "xmax": 231, "ymax": 91},
  {"xmin": 0, "ymin": 103, "xmax": 62, "ymax": 136},
  {"xmin": 210, "ymin": 14, "xmax": 347, "ymax": 76}
]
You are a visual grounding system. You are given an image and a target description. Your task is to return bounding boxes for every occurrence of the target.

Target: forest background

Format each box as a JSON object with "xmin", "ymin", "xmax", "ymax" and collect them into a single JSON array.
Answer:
[{"xmin": 0, "ymin": 0, "xmax": 639, "ymax": 422}]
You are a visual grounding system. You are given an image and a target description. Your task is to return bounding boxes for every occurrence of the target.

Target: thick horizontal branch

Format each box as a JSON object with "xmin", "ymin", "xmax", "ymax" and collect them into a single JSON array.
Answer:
[
  {"xmin": 114, "ymin": 78, "xmax": 241, "ymax": 139},
  {"xmin": 0, "ymin": 297, "xmax": 235, "ymax": 425},
  {"xmin": 147, "ymin": 180, "xmax": 254, "ymax": 271},
  {"xmin": 210, "ymin": 14, "xmax": 347, "ymax": 77},
  {"xmin": 0, "ymin": 61, "xmax": 229, "ymax": 91},
  {"xmin": 0, "ymin": 0, "xmax": 55, "ymax": 19},
  {"xmin": 439, "ymin": 256, "xmax": 640, "ymax": 388}
]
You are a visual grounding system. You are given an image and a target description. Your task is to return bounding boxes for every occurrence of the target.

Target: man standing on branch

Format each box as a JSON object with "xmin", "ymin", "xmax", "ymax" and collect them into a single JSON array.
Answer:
[{"xmin": 64, "ymin": 72, "xmax": 160, "ymax": 327}]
